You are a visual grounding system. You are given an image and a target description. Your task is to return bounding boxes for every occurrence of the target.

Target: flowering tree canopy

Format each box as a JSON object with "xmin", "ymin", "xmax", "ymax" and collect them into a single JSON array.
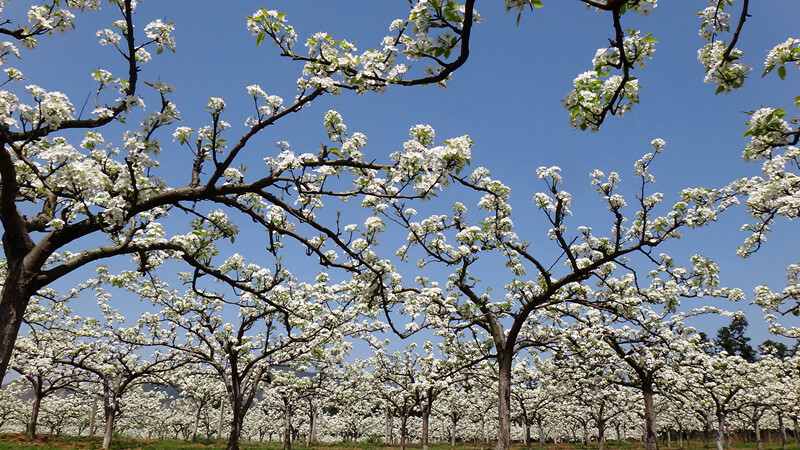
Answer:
[
  {"xmin": 1, "ymin": 1, "xmax": 799, "ymax": 449},
  {"xmin": 0, "ymin": 0, "xmax": 480, "ymax": 380}
]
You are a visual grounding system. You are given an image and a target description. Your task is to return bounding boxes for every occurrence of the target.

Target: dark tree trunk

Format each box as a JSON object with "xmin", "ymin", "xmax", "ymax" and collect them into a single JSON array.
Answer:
[
  {"xmin": 496, "ymin": 350, "xmax": 513, "ymax": 450},
  {"xmin": 793, "ymin": 416, "xmax": 800, "ymax": 447},
  {"xmin": 102, "ymin": 403, "xmax": 118, "ymax": 450},
  {"xmin": 754, "ymin": 419, "xmax": 762, "ymax": 450},
  {"xmin": 642, "ymin": 378, "xmax": 659, "ymax": 450},
  {"xmin": 400, "ymin": 414, "xmax": 408, "ymax": 450},
  {"xmin": 306, "ymin": 398, "xmax": 317, "ymax": 446},
  {"xmin": 26, "ymin": 383, "xmax": 43, "ymax": 439},
  {"xmin": 524, "ymin": 419, "xmax": 532, "ymax": 450},
  {"xmin": 597, "ymin": 418, "xmax": 606, "ymax": 450},
  {"xmin": 226, "ymin": 398, "xmax": 245, "ymax": 450},
  {"xmin": 88, "ymin": 399, "xmax": 98, "ymax": 437},
  {"xmin": 451, "ymin": 414, "xmax": 458, "ymax": 447},
  {"xmin": 779, "ymin": 413, "xmax": 787, "ymax": 450},
  {"xmin": 714, "ymin": 412, "xmax": 725, "ymax": 450},
  {"xmin": 0, "ymin": 276, "xmax": 34, "ymax": 380},
  {"xmin": 386, "ymin": 407, "xmax": 394, "ymax": 445},
  {"xmin": 421, "ymin": 400, "xmax": 431, "ymax": 450},
  {"xmin": 282, "ymin": 397, "xmax": 292, "ymax": 450}
]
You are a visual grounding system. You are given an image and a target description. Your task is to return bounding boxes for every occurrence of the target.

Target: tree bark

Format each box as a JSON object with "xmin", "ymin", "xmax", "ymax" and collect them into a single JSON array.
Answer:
[
  {"xmin": 451, "ymin": 414, "xmax": 458, "ymax": 447},
  {"xmin": 102, "ymin": 404, "xmax": 117, "ymax": 450},
  {"xmin": 714, "ymin": 412, "xmax": 725, "ymax": 450},
  {"xmin": 226, "ymin": 396, "xmax": 245, "ymax": 450},
  {"xmin": 217, "ymin": 397, "xmax": 225, "ymax": 440},
  {"xmin": 582, "ymin": 419, "xmax": 589, "ymax": 447},
  {"xmin": 0, "ymin": 277, "xmax": 34, "ymax": 380},
  {"xmin": 386, "ymin": 407, "xmax": 394, "ymax": 445},
  {"xmin": 421, "ymin": 399, "xmax": 431, "ymax": 450},
  {"xmin": 496, "ymin": 351, "xmax": 513, "ymax": 450},
  {"xmin": 400, "ymin": 414, "xmax": 408, "ymax": 450},
  {"xmin": 751, "ymin": 419, "xmax": 761, "ymax": 450},
  {"xmin": 306, "ymin": 398, "xmax": 317, "ymax": 446},
  {"xmin": 192, "ymin": 401, "xmax": 202, "ymax": 442},
  {"xmin": 779, "ymin": 413, "xmax": 787, "ymax": 450},
  {"xmin": 26, "ymin": 383, "xmax": 43, "ymax": 439},
  {"xmin": 88, "ymin": 399, "xmax": 97, "ymax": 437},
  {"xmin": 793, "ymin": 416, "xmax": 800, "ymax": 447},
  {"xmin": 641, "ymin": 378, "xmax": 659, "ymax": 450},
  {"xmin": 597, "ymin": 418, "xmax": 606, "ymax": 450},
  {"xmin": 524, "ymin": 420, "xmax": 532, "ymax": 450},
  {"xmin": 282, "ymin": 396, "xmax": 292, "ymax": 450}
]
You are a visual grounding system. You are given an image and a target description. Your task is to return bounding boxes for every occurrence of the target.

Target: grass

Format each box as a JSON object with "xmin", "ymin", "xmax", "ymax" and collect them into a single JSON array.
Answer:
[{"xmin": 0, "ymin": 434, "xmax": 798, "ymax": 450}]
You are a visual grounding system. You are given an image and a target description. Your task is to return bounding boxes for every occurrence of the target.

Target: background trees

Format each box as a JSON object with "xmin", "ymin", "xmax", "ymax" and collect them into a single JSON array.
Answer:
[
  {"xmin": 0, "ymin": 0, "xmax": 478, "ymax": 382},
  {"xmin": 2, "ymin": 0, "xmax": 800, "ymax": 449}
]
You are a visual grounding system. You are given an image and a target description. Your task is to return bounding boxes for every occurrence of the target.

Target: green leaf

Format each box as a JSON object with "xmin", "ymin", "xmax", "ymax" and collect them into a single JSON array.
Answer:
[
  {"xmin": 778, "ymin": 65, "xmax": 787, "ymax": 80},
  {"xmin": 256, "ymin": 31, "xmax": 266, "ymax": 46},
  {"xmin": 516, "ymin": 12, "xmax": 521, "ymax": 26},
  {"xmin": 532, "ymin": 0, "xmax": 543, "ymax": 7}
]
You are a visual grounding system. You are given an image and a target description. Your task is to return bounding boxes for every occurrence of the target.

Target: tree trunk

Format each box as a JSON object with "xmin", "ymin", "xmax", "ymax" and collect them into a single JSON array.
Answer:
[
  {"xmin": 598, "ymin": 419, "xmax": 606, "ymax": 450},
  {"xmin": 524, "ymin": 420, "xmax": 532, "ymax": 450},
  {"xmin": 451, "ymin": 414, "xmax": 458, "ymax": 447},
  {"xmin": 0, "ymin": 276, "xmax": 34, "ymax": 380},
  {"xmin": 26, "ymin": 386, "xmax": 43, "ymax": 439},
  {"xmin": 616, "ymin": 422, "xmax": 622, "ymax": 448},
  {"xmin": 283, "ymin": 397, "xmax": 292, "ymax": 450},
  {"xmin": 306, "ymin": 399, "xmax": 317, "ymax": 446},
  {"xmin": 400, "ymin": 414, "xmax": 408, "ymax": 450},
  {"xmin": 421, "ymin": 401, "xmax": 431, "ymax": 450},
  {"xmin": 583, "ymin": 420, "xmax": 589, "ymax": 447},
  {"xmin": 102, "ymin": 405, "xmax": 117, "ymax": 450},
  {"xmin": 88, "ymin": 399, "xmax": 97, "ymax": 437},
  {"xmin": 703, "ymin": 412, "xmax": 712, "ymax": 446},
  {"xmin": 642, "ymin": 378, "xmax": 659, "ymax": 450},
  {"xmin": 779, "ymin": 413, "xmax": 787, "ymax": 450},
  {"xmin": 754, "ymin": 419, "xmax": 761, "ymax": 450},
  {"xmin": 226, "ymin": 400, "xmax": 245, "ymax": 450},
  {"xmin": 192, "ymin": 401, "xmax": 202, "ymax": 442},
  {"xmin": 386, "ymin": 405, "xmax": 394, "ymax": 445},
  {"xmin": 793, "ymin": 416, "xmax": 800, "ymax": 446},
  {"xmin": 714, "ymin": 412, "xmax": 725, "ymax": 450},
  {"xmin": 537, "ymin": 418, "xmax": 545, "ymax": 448},
  {"xmin": 496, "ymin": 351, "xmax": 513, "ymax": 450},
  {"xmin": 218, "ymin": 397, "xmax": 225, "ymax": 440}
]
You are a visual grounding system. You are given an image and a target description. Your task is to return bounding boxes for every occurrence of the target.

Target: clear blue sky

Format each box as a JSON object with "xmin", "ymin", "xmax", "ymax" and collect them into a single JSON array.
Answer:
[{"xmin": 4, "ymin": 1, "xmax": 799, "ymax": 346}]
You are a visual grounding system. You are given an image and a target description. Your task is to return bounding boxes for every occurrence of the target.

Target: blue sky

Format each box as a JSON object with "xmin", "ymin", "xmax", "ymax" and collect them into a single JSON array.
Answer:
[{"xmin": 4, "ymin": 1, "xmax": 800, "ymax": 348}]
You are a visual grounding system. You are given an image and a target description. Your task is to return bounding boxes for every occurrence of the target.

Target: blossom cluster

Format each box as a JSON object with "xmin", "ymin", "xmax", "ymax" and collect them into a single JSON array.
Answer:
[{"xmin": 697, "ymin": 41, "xmax": 750, "ymax": 94}]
